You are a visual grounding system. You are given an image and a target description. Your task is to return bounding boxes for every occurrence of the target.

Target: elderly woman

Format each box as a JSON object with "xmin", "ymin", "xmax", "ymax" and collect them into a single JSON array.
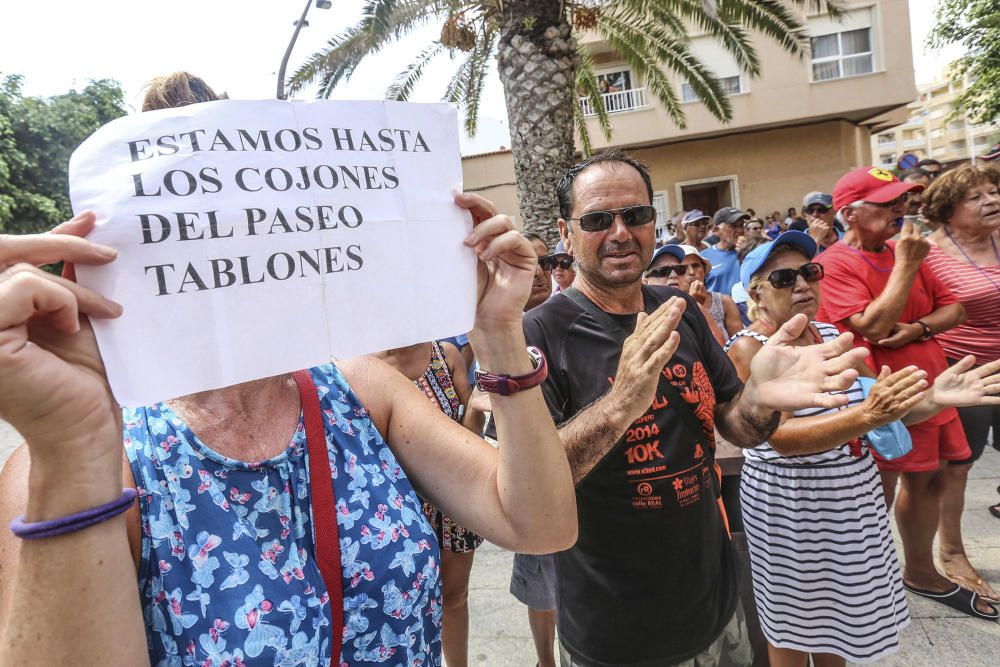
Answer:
[
  {"xmin": 726, "ymin": 232, "xmax": 1000, "ymax": 666},
  {"xmin": 0, "ymin": 203, "xmax": 577, "ymax": 667},
  {"xmin": 922, "ymin": 164, "xmax": 1000, "ymax": 602},
  {"xmin": 0, "ymin": 73, "xmax": 577, "ymax": 667},
  {"xmin": 548, "ymin": 241, "xmax": 575, "ymax": 293},
  {"xmin": 644, "ymin": 244, "xmax": 743, "ymax": 339}
]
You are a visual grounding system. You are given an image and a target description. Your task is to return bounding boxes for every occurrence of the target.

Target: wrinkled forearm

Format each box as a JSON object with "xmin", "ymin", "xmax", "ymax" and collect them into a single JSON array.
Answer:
[{"xmin": 849, "ymin": 261, "xmax": 922, "ymax": 341}]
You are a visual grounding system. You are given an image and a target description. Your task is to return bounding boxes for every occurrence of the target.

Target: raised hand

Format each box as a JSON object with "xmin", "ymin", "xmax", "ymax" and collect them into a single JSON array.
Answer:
[
  {"xmin": 688, "ymin": 280, "xmax": 709, "ymax": 306},
  {"xmin": 458, "ymin": 192, "xmax": 536, "ymax": 330},
  {"xmin": 747, "ymin": 313, "xmax": 869, "ymax": 412},
  {"xmin": 931, "ymin": 356, "xmax": 1000, "ymax": 408},
  {"xmin": 0, "ymin": 212, "xmax": 123, "ymax": 466},
  {"xmin": 895, "ymin": 219, "xmax": 931, "ymax": 265},
  {"xmin": 862, "ymin": 365, "xmax": 928, "ymax": 427},
  {"xmin": 609, "ymin": 297, "xmax": 685, "ymax": 423}
]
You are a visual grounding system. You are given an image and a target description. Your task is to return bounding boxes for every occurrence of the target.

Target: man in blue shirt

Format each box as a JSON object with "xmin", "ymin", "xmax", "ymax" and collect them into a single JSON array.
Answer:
[{"xmin": 702, "ymin": 207, "xmax": 746, "ymax": 294}]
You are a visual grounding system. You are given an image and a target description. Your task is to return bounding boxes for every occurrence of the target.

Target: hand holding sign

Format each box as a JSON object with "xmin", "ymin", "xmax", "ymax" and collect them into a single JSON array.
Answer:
[
  {"xmin": 0, "ymin": 213, "xmax": 124, "ymax": 469},
  {"xmin": 70, "ymin": 100, "xmax": 478, "ymax": 405}
]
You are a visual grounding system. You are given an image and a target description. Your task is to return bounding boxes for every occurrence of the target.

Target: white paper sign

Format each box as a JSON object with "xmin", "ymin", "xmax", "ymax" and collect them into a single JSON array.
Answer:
[{"xmin": 69, "ymin": 100, "xmax": 476, "ymax": 406}]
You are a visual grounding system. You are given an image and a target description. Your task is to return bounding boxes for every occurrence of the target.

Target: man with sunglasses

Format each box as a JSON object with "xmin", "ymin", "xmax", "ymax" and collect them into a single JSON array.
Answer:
[
  {"xmin": 544, "ymin": 241, "xmax": 576, "ymax": 293},
  {"xmin": 503, "ymin": 150, "xmax": 871, "ymax": 667},
  {"xmin": 679, "ymin": 209, "xmax": 711, "ymax": 251},
  {"xmin": 788, "ymin": 191, "xmax": 840, "ymax": 251},
  {"xmin": 702, "ymin": 207, "xmax": 747, "ymax": 295},
  {"xmin": 814, "ymin": 166, "xmax": 984, "ymax": 616}
]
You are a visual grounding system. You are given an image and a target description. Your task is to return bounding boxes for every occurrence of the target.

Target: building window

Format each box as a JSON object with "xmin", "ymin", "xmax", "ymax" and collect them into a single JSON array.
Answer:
[
  {"xmin": 682, "ymin": 75, "xmax": 742, "ymax": 102},
  {"xmin": 652, "ymin": 193, "xmax": 670, "ymax": 241},
  {"xmin": 810, "ymin": 28, "xmax": 873, "ymax": 81}
]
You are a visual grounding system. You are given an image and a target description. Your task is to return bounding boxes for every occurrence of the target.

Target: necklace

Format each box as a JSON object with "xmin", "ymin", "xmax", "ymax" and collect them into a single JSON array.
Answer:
[
  {"xmin": 842, "ymin": 243, "xmax": 895, "ymax": 273},
  {"xmin": 943, "ymin": 226, "xmax": 1000, "ymax": 296}
]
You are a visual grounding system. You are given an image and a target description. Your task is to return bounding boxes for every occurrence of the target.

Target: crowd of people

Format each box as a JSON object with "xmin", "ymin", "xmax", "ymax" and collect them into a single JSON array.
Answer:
[{"xmin": 0, "ymin": 72, "xmax": 998, "ymax": 667}]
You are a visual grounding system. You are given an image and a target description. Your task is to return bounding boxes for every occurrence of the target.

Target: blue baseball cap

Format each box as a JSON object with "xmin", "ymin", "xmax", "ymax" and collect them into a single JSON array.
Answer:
[
  {"xmin": 739, "ymin": 231, "xmax": 817, "ymax": 289},
  {"xmin": 555, "ymin": 240, "xmax": 567, "ymax": 253},
  {"xmin": 649, "ymin": 243, "xmax": 686, "ymax": 268}
]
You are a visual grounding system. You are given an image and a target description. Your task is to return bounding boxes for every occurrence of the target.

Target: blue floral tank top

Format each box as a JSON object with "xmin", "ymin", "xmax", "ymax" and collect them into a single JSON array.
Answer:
[{"xmin": 123, "ymin": 364, "xmax": 442, "ymax": 666}]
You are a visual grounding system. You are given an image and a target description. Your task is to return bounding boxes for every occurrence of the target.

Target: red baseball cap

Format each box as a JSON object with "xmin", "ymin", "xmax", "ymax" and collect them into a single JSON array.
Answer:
[{"xmin": 832, "ymin": 166, "xmax": 925, "ymax": 210}]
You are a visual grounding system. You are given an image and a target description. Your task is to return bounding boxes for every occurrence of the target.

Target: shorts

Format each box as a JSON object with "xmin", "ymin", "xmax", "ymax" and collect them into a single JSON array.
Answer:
[
  {"xmin": 559, "ymin": 601, "xmax": 752, "ymax": 667},
  {"xmin": 951, "ymin": 402, "xmax": 1000, "ymax": 465},
  {"xmin": 873, "ymin": 414, "xmax": 971, "ymax": 473},
  {"xmin": 510, "ymin": 552, "xmax": 557, "ymax": 610}
]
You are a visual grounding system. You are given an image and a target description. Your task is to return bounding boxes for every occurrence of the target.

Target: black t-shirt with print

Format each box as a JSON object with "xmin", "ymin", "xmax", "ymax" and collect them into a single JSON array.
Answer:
[{"xmin": 523, "ymin": 286, "xmax": 742, "ymax": 666}]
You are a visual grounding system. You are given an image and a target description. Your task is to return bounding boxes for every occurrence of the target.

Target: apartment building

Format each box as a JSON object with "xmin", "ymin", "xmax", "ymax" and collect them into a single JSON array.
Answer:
[
  {"xmin": 463, "ymin": 0, "xmax": 917, "ymax": 236},
  {"xmin": 872, "ymin": 78, "xmax": 1000, "ymax": 170}
]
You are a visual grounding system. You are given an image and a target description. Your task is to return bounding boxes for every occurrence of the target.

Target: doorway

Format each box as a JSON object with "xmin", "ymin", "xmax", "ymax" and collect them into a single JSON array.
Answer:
[{"xmin": 676, "ymin": 176, "xmax": 739, "ymax": 217}]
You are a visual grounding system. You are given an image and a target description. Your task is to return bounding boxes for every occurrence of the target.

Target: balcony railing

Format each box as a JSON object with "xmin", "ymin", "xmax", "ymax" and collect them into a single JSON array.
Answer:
[{"xmin": 580, "ymin": 87, "xmax": 647, "ymax": 116}]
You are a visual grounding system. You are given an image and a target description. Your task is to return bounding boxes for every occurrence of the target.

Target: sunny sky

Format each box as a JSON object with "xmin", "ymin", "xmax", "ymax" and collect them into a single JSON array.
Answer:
[{"xmin": 0, "ymin": 1, "xmax": 964, "ymax": 155}]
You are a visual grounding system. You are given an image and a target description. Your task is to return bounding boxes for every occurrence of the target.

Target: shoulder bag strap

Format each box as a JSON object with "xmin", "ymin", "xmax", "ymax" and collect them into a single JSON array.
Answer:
[{"xmin": 292, "ymin": 369, "xmax": 344, "ymax": 666}]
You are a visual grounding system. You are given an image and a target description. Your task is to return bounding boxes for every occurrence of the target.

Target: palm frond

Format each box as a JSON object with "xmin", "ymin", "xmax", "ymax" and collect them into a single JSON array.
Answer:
[
  {"xmin": 287, "ymin": 0, "xmax": 442, "ymax": 97},
  {"xmin": 718, "ymin": 0, "xmax": 809, "ymax": 56},
  {"xmin": 461, "ymin": 28, "xmax": 498, "ymax": 136},
  {"xmin": 599, "ymin": 9, "xmax": 731, "ymax": 126},
  {"xmin": 386, "ymin": 42, "xmax": 447, "ymax": 100},
  {"xmin": 575, "ymin": 45, "xmax": 612, "ymax": 144},
  {"xmin": 574, "ymin": 89, "xmax": 595, "ymax": 157}
]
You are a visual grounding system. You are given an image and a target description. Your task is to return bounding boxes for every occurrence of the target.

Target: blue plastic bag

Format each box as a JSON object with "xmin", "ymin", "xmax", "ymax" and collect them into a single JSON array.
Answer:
[{"xmin": 856, "ymin": 376, "xmax": 914, "ymax": 460}]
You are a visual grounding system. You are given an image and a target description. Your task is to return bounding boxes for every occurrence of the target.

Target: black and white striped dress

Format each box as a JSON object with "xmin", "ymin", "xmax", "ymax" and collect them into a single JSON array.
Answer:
[{"xmin": 725, "ymin": 322, "xmax": 909, "ymax": 663}]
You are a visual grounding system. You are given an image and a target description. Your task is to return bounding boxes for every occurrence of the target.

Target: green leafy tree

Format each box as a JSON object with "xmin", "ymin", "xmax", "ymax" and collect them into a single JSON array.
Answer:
[
  {"xmin": 928, "ymin": 0, "xmax": 1000, "ymax": 126},
  {"xmin": 0, "ymin": 75, "xmax": 127, "ymax": 235},
  {"xmin": 290, "ymin": 1, "xmax": 842, "ymax": 244}
]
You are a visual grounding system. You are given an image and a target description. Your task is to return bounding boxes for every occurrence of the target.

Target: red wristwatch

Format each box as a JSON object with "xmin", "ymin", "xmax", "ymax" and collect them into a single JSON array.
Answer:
[{"xmin": 475, "ymin": 347, "xmax": 548, "ymax": 396}]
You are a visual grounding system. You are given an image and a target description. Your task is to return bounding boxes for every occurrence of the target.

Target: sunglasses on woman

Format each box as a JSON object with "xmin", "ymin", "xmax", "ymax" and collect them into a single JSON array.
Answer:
[
  {"xmin": 766, "ymin": 262, "xmax": 824, "ymax": 289},
  {"xmin": 539, "ymin": 253, "xmax": 574, "ymax": 271},
  {"xmin": 646, "ymin": 264, "xmax": 688, "ymax": 279},
  {"xmin": 569, "ymin": 205, "xmax": 656, "ymax": 232}
]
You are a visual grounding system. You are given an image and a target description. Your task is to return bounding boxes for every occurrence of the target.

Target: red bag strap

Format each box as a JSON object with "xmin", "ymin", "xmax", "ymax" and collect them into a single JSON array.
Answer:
[{"xmin": 293, "ymin": 369, "xmax": 343, "ymax": 665}]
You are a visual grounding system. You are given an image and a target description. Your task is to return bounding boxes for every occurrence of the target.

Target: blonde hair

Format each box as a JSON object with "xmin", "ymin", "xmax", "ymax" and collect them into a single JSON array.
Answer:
[
  {"xmin": 745, "ymin": 244, "xmax": 806, "ymax": 322},
  {"xmin": 142, "ymin": 72, "xmax": 219, "ymax": 112}
]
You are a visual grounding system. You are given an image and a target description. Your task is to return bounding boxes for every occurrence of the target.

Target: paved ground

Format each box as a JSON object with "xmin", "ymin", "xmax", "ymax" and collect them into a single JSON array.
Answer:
[
  {"xmin": 463, "ymin": 447, "xmax": 1000, "ymax": 667},
  {"xmin": 1, "ymin": 423, "xmax": 997, "ymax": 665}
]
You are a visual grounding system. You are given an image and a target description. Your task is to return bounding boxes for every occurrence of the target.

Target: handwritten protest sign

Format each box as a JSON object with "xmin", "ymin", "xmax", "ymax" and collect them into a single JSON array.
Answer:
[{"xmin": 69, "ymin": 100, "xmax": 475, "ymax": 406}]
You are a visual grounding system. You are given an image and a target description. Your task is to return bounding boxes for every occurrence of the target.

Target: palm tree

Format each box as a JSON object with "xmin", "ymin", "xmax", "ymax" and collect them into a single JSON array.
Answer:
[{"xmin": 289, "ymin": 1, "xmax": 843, "ymax": 244}]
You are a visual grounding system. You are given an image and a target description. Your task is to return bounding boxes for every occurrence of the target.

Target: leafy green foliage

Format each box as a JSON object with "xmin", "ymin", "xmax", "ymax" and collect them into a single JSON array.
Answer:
[
  {"xmin": 928, "ymin": 0, "xmax": 1000, "ymax": 124},
  {"xmin": 0, "ymin": 75, "xmax": 126, "ymax": 235}
]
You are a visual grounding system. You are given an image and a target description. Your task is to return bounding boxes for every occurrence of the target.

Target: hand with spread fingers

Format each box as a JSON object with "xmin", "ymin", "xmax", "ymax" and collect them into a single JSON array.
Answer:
[
  {"xmin": 609, "ymin": 297, "xmax": 685, "ymax": 424},
  {"xmin": 0, "ymin": 212, "xmax": 123, "ymax": 464},
  {"xmin": 747, "ymin": 313, "xmax": 870, "ymax": 412},
  {"xmin": 930, "ymin": 356, "xmax": 1000, "ymax": 408}
]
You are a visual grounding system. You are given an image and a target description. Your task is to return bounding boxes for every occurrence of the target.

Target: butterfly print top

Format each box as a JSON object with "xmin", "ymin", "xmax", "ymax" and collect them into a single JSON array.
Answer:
[{"xmin": 123, "ymin": 364, "xmax": 442, "ymax": 666}]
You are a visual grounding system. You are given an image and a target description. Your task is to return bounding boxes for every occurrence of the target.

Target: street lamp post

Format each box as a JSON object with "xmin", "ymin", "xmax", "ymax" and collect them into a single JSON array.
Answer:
[{"xmin": 276, "ymin": 0, "xmax": 332, "ymax": 100}]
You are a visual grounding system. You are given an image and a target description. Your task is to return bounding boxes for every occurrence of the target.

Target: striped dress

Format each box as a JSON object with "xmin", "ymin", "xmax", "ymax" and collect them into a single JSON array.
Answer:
[{"xmin": 725, "ymin": 322, "xmax": 909, "ymax": 663}]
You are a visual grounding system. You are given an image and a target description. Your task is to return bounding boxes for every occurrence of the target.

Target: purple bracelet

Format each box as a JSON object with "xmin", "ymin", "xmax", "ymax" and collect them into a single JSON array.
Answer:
[{"xmin": 9, "ymin": 488, "xmax": 138, "ymax": 540}]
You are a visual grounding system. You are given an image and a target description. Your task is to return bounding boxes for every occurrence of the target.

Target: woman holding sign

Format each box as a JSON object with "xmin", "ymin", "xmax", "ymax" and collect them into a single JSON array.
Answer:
[{"xmin": 0, "ymin": 193, "xmax": 577, "ymax": 666}]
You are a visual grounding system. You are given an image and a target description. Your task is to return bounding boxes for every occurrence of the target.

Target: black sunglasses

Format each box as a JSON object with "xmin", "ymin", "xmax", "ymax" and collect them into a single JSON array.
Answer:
[
  {"xmin": 766, "ymin": 262, "xmax": 824, "ymax": 289},
  {"xmin": 646, "ymin": 264, "xmax": 688, "ymax": 279},
  {"xmin": 805, "ymin": 205, "xmax": 831, "ymax": 215},
  {"xmin": 538, "ymin": 253, "xmax": 574, "ymax": 271},
  {"xmin": 569, "ymin": 205, "xmax": 656, "ymax": 232}
]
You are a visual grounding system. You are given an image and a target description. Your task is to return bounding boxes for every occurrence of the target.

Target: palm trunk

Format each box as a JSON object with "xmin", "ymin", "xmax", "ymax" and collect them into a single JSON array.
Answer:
[{"xmin": 496, "ymin": 0, "xmax": 578, "ymax": 248}]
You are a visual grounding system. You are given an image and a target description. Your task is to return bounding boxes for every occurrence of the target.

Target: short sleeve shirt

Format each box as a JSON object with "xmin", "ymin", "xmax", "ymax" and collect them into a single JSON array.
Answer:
[
  {"xmin": 522, "ymin": 286, "xmax": 742, "ymax": 666},
  {"xmin": 702, "ymin": 246, "xmax": 740, "ymax": 295},
  {"xmin": 815, "ymin": 240, "xmax": 959, "ymax": 425}
]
